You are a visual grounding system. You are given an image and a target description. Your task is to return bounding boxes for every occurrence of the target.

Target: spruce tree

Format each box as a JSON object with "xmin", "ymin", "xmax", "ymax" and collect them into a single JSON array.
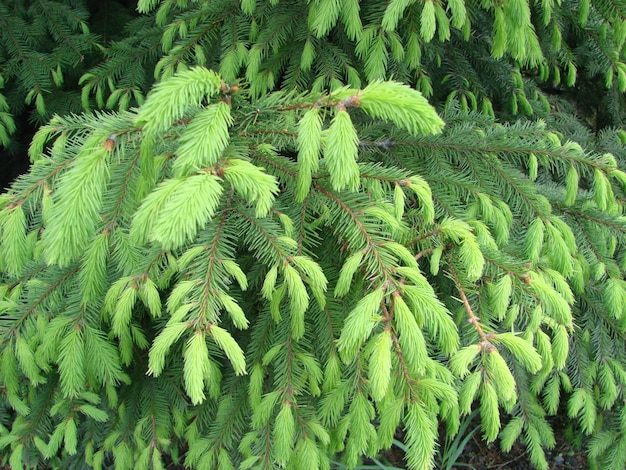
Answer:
[{"xmin": 1, "ymin": 0, "xmax": 626, "ymax": 469}]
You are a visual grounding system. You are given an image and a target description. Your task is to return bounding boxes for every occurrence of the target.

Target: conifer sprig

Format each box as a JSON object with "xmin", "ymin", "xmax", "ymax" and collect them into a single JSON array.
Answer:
[{"xmin": 2, "ymin": 0, "xmax": 626, "ymax": 468}]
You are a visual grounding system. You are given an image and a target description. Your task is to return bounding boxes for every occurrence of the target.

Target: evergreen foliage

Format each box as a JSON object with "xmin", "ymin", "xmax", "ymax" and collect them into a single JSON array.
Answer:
[
  {"xmin": 0, "ymin": 0, "xmax": 95, "ymax": 125},
  {"xmin": 1, "ymin": 0, "xmax": 626, "ymax": 469}
]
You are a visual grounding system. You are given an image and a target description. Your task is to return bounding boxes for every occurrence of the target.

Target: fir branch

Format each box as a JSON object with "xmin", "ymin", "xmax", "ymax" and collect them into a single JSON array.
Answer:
[{"xmin": 447, "ymin": 259, "xmax": 493, "ymax": 349}]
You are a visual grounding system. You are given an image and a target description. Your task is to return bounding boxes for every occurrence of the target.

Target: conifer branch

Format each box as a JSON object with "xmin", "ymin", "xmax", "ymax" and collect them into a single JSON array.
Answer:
[
  {"xmin": 314, "ymin": 184, "xmax": 395, "ymax": 285},
  {"xmin": 3, "ymin": 0, "xmax": 626, "ymax": 467},
  {"xmin": 5, "ymin": 158, "xmax": 76, "ymax": 206},
  {"xmin": 387, "ymin": 294, "xmax": 418, "ymax": 393},
  {"xmin": 3, "ymin": 266, "xmax": 80, "ymax": 342},
  {"xmin": 447, "ymin": 259, "xmax": 493, "ymax": 350},
  {"xmin": 198, "ymin": 205, "xmax": 233, "ymax": 326}
]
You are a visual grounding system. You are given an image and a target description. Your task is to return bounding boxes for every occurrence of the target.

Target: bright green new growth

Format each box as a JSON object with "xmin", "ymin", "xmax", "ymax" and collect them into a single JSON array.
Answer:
[
  {"xmin": 174, "ymin": 102, "xmax": 234, "ymax": 177},
  {"xmin": 131, "ymin": 172, "xmax": 224, "ymax": 250},
  {"xmin": 325, "ymin": 109, "xmax": 360, "ymax": 191},
  {"xmin": 1, "ymin": 0, "xmax": 626, "ymax": 469},
  {"xmin": 135, "ymin": 67, "xmax": 223, "ymax": 137}
]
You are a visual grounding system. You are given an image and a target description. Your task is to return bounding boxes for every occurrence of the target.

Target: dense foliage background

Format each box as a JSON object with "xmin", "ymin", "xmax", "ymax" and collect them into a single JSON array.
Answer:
[{"xmin": 1, "ymin": 0, "xmax": 626, "ymax": 469}]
